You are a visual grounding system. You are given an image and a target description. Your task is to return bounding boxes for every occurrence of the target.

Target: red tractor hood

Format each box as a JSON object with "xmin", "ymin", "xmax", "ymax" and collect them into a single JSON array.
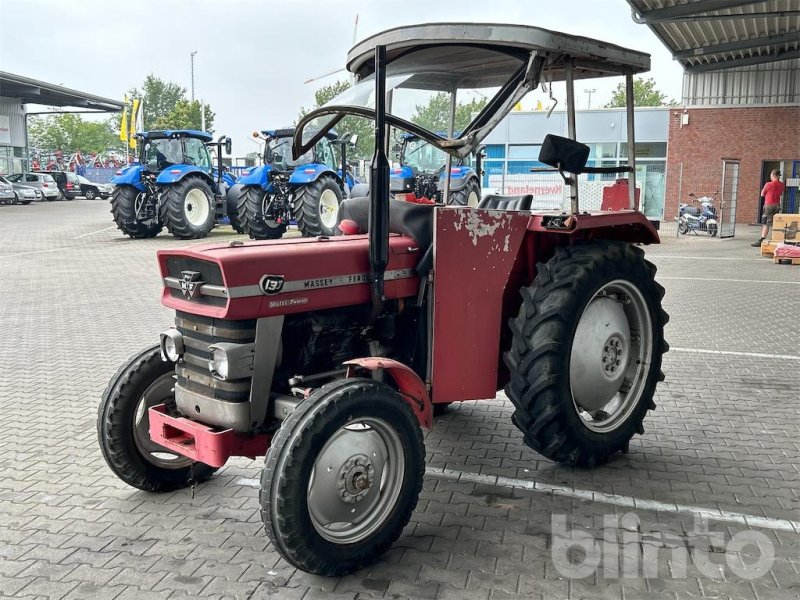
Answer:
[{"xmin": 158, "ymin": 235, "xmax": 421, "ymax": 320}]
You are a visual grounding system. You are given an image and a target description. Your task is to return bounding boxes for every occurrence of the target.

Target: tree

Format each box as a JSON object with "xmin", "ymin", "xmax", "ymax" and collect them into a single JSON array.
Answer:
[
  {"xmin": 299, "ymin": 80, "xmax": 373, "ymax": 160},
  {"xmin": 28, "ymin": 113, "xmax": 120, "ymax": 154},
  {"xmin": 410, "ymin": 93, "xmax": 487, "ymax": 133},
  {"xmin": 604, "ymin": 77, "xmax": 677, "ymax": 108},
  {"xmin": 151, "ymin": 99, "xmax": 215, "ymax": 132},
  {"xmin": 125, "ymin": 75, "xmax": 215, "ymax": 132}
]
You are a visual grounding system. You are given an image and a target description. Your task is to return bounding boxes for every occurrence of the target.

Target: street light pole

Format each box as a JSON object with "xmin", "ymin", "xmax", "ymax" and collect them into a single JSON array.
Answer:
[
  {"xmin": 190, "ymin": 51, "xmax": 198, "ymax": 101},
  {"xmin": 584, "ymin": 88, "xmax": 597, "ymax": 109}
]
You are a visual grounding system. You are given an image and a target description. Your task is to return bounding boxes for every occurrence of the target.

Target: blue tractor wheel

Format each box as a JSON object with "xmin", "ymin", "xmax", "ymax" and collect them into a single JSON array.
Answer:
[
  {"xmin": 110, "ymin": 185, "xmax": 162, "ymax": 239},
  {"xmin": 448, "ymin": 178, "xmax": 481, "ymax": 207},
  {"xmin": 159, "ymin": 177, "xmax": 216, "ymax": 239},
  {"xmin": 236, "ymin": 186, "xmax": 287, "ymax": 240},
  {"xmin": 293, "ymin": 175, "xmax": 343, "ymax": 237}
]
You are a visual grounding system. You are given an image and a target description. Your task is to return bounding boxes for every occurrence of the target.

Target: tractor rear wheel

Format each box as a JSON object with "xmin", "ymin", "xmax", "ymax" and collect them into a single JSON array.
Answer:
[
  {"xmin": 505, "ymin": 241, "xmax": 668, "ymax": 467},
  {"xmin": 160, "ymin": 177, "xmax": 216, "ymax": 239},
  {"xmin": 261, "ymin": 378, "xmax": 424, "ymax": 576},
  {"xmin": 226, "ymin": 184, "xmax": 245, "ymax": 233},
  {"xmin": 110, "ymin": 185, "xmax": 162, "ymax": 239},
  {"xmin": 237, "ymin": 185, "xmax": 287, "ymax": 240},
  {"xmin": 97, "ymin": 345, "xmax": 216, "ymax": 492},
  {"xmin": 449, "ymin": 179, "xmax": 481, "ymax": 207},
  {"xmin": 293, "ymin": 175, "xmax": 342, "ymax": 237}
]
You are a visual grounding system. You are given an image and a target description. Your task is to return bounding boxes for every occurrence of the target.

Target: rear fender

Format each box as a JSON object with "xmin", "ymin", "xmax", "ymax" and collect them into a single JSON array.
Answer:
[
  {"xmin": 155, "ymin": 164, "xmax": 213, "ymax": 186},
  {"xmin": 236, "ymin": 165, "xmax": 272, "ymax": 189},
  {"xmin": 343, "ymin": 358, "xmax": 432, "ymax": 430},
  {"xmin": 289, "ymin": 164, "xmax": 340, "ymax": 186},
  {"xmin": 111, "ymin": 164, "xmax": 145, "ymax": 191},
  {"xmin": 438, "ymin": 167, "xmax": 476, "ymax": 192}
]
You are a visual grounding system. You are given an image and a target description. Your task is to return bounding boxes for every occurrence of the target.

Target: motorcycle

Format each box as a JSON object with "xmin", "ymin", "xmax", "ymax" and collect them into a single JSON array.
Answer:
[{"xmin": 677, "ymin": 193, "xmax": 719, "ymax": 237}]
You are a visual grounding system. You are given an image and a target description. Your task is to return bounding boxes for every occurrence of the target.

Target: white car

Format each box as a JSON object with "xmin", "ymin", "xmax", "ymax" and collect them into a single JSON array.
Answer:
[
  {"xmin": 0, "ymin": 175, "xmax": 38, "ymax": 204},
  {"xmin": 6, "ymin": 173, "xmax": 60, "ymax": 200}
]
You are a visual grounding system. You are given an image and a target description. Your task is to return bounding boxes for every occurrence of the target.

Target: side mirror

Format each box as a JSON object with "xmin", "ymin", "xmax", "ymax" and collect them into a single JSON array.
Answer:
[
  {"xmin": 349, "ymin": 134, "xmax": 358, "ymax": 147},
  {"xmin": 538, "ymin": 134, "xmax": 589, "ymax": 174},
  {"xmin": 225, "ymin": 137, "xmax": 232, "ymax": 155}
]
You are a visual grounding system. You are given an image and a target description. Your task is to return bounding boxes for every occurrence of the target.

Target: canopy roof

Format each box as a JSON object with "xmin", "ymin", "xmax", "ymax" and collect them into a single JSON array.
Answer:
[
  {"xmin": 624, "ymin": 0, "xmax": 800, "ymax": 72},
  {"xmin": 138, "ymin": 130, "xmax": 213, "ymax": 142},
  {"xmin": 0, "ymin": 71, "xmax": 123, "ymax": 112}
]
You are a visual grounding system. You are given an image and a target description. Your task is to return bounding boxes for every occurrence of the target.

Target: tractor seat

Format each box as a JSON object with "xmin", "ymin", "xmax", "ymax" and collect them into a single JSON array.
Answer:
[
  {"xmin": 338, "ymin": 196, "xmax": 434, "ymax": 258},
  {"xmin": 477, "ymin": 194, "xmax": 533, "ymax": 211}
]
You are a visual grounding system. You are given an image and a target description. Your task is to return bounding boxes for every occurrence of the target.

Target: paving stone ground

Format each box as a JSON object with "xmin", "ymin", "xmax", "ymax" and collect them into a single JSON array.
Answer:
[{"xmin": 0, "ymin": 200, "xmax": 798, "ymax": 600}]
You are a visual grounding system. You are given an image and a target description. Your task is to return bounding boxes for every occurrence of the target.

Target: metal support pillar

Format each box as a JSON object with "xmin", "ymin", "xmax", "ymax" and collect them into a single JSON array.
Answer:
[
  {"xmin": 625, "ymin": 73, "xmax": 637, "ymax": 210},
  {"xmin": 565, "ymin": 59, "xmax": 579, "ymax": 214}
]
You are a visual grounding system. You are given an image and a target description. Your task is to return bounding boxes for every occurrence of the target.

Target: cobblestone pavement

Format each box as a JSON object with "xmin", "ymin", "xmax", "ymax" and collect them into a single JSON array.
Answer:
[{"xmin": 0, "ymin": 200, "xmax": 798, "ymax": 600}]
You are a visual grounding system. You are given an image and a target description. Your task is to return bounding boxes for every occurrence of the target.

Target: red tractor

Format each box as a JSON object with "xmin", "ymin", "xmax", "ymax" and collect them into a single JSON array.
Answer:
[{"xmin": 98, "ymin": 24, "xmax": 668, "ymax": 576}]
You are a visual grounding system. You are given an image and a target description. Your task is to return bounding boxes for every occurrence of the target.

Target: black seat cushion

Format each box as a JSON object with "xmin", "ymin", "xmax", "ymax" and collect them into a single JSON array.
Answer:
[
  {"xmin": 338, "ymin": 196, "xmax": 434, "ymax": 256},
  {"xmin": 477, "ymin": 194, "xmax": 533, "ymax": 211}
]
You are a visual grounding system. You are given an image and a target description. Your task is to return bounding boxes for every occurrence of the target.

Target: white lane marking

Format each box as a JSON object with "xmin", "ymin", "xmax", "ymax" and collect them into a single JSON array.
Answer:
[
  {"xmin": 0, "ymin": 247, "xmax": 67, "ymax": 259},
  {"xmin": 651, "ymin": 255, "xmax": 762, "ymax": 261},
  {"xmin": 659, "ymin": 276, "xmax": 800, "ymax": 286},
  {"xmin": 671, "ymin": 347, "xmax": 800, "ymax": 361},
  {"xmin": 234, "ymin": 468, "xmax": 800, "ymax": 533},
  {"xmin": 74, "ymin": 225, "xmax": 116, "ymax": 239}
]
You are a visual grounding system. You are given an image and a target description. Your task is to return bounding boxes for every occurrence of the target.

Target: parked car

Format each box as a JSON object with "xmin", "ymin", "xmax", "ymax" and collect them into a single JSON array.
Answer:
[
  {"xmin": 1, "ymin": 176, "xmax": 41, "ymax": 204},
  {"xmin": 0, "ymin": 177, "xmax": 15, "ymax": 204},
  {"xmin": 76, "ymin": 175, "xmax": 114, "ymax": 199},
  {"xmin": 6, "ymin": 173, "xmax": 60, "ymax": 200},
  {"xmin": 34, "ymin": 170, "xmax": 80, "ymax": 200}
]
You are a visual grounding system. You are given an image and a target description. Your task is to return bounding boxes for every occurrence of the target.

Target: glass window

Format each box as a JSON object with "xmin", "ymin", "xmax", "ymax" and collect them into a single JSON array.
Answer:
[
  {"xmin": 508, "ymin": 145, "xmax": 540, "ymax": 160},
  {"xmin": 402, "ymin": 137, "xmax": 447, "ymax": 173},
  {"xmin": 316, "ymin": 138, "xmax": 335, "ymax": 168},
  {"xmin": 144, "ymin": 138, "xmax": 183, "ymax": 169},
  {"xmin": 6, "ymin": 174, "xmax": 21, "ymax": 182},
  {"xmin": 184, "ymin": 138, "xmax": 210, "ymax": 168},
  {"xmin": 485, "ymin": 145, "xmax": 505, "ymax": 159},
  {"xmin": 619, "ymin": 142, "xmax": 666, "ymax": 159},
  {"xmin": 25, "ymin": 174, "xmax": 38, "ymax": 182}
]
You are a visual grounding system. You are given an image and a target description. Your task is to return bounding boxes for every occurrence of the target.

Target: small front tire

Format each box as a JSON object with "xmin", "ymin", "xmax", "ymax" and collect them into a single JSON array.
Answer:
[
  {"xmin": 261, "ymin": 378, "xmax": 425, "ymax": 576},
  {"xmin": 97, "ymin": 345, "xmax": 216, "ymax": 492}
]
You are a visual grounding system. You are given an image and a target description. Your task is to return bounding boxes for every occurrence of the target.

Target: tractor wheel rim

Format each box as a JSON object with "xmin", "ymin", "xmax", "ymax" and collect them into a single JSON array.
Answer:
[
  {"xmin": 307, "ymin": 417, "xmax": 405, "ymax": 544},
  {"xmin": 184, "ymin": 188, "xmax": 210, "ymax": 226},
  {"xmin": 569, "ymin": 279, "xmax": 652, "ymax": 433},
  {"xmin": 467, "ymin": 189, "xmax": 480, "ymax": 207},
  {"xmin": 318, "ymin": 189, "xmax": 339, "ymax": 229},
  {"xmin": 132, "ymin": 373, "xmax": 193, "ymax": 469}
]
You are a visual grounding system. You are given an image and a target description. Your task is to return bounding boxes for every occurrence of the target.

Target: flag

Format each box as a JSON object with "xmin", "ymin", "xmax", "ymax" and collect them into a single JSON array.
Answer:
[
  {"xmin": 129, "ymin": 98, "xmax": 140, "ymax": 149},
  {"xmin": 119, "ymin": 107, "xmax": 128, "ymax": 142},
  {"xmin": 536, "ymin": 100, "xmax": 543, "ymax": 110},
  {"xmin": 513, "ymin": 102, "xmax": 523, "ymax": 111}
]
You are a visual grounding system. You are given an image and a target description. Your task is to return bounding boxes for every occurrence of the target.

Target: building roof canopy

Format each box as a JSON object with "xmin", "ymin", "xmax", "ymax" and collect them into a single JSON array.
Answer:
[{"xmin": 0, "ymin": 71, "xmax": 123, "ymax": 112}]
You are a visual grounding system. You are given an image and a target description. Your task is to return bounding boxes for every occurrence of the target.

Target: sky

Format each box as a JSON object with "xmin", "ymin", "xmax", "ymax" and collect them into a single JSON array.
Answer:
[{"xmin": 0, "ymin": 0, "xmax": 685, "ymax": 156}]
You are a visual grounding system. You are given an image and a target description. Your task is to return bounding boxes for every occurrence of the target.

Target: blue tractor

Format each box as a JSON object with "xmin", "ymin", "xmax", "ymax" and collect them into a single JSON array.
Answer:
[
  {"xmin": 390, "ymin": 132, "xmax": 481, "ymax": 207},
  {"xmin": 110, "ymin": 130, "xmax": 236, "ymax": 239},
  {"xmin": 228, "ymin": 128, "xmax": 359, "ymax": 239}
]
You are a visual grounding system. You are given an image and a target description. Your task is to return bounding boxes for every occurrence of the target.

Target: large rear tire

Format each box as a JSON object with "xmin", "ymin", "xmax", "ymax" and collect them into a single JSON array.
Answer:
[
  {"xmin": 448, "ymin": 178, "xmax": 481, "ymax": 207},
  {"xmin": 97, "ymin": 345, "xmax": 216, "ymax": 492},
  {"xmin": 504, "ymin": 241, "xmax": 668, "ymax": 467},
  {"xmin": 293, "ymin": 175, "xmax": 342, "ymax": 237},
  {"xmin": 261, "ymin": 378, "xmax": 424, "ymax": 576},
  {"xmin": 160, "ymin": 177, "xmax": 216, "ymax": 239},
  {"xmin": 236, "ymin": 185, "xmax": 287, "ymax": 240},
  {"xmin": 110, "ymin": 185, "xmax": 162, "ymax": 239},
  {"xmin": 226, "ymin": 184, "xmax": 245, "ymax": 233}
]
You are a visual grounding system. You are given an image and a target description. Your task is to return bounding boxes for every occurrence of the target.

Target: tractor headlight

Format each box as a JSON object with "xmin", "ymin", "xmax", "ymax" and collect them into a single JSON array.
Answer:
[
  {"xmin": 209, "ymin": 347, "xmax": 230, "ymax": 380},
  {"xmin": 208, "ymin": 342, "xmax": 255, "ymax": 380},
  {"xmin": 160, "ymin": 329, "xmax": 184, "ymax": 362}
]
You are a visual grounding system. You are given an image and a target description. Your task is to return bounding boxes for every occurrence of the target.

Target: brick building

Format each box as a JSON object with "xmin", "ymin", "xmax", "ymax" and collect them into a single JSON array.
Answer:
[{"xmin": 626, "ymin": 0, "xmax": 800, "ymax": 236}]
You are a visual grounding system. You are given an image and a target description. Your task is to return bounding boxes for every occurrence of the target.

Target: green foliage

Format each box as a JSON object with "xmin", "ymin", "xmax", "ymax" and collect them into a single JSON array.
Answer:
[
  {"xmin": 28, "ymin": 113, "xmax": 120, "ymax": 154},
  {"xmin": 604, "ymin": 77, "xmax": 677, "ymax": 108},
  {"xmin": 299, "ymin": 80, "xmax": 373, "ymax": 160},
  {"xmin": 151, "ymin": 99, "xmax": 215, "ymax": 132},
  {"xmin": 410, "ymin": 92, "xmax": 488, "ymax": 133},
  {"xmin": 124, "ymin": 74, "xmax": 215, "ymax": 133}
]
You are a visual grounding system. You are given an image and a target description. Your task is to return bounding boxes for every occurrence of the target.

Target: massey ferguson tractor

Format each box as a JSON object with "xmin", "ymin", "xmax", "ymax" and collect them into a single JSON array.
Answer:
[
  {"xmin": 227, "ymin": 128, "xmax": 360, "ymax": 240},
  {"xmin": 98, "ymin": 24, "xmax": 668, "ymax": 577},
  {"xmin": 390, "ymin": 132, "xmax": 482, "ymax": 206},
  {"xmin": 110, "ymin": 130, "xmax": 236, "ymax": 239}
]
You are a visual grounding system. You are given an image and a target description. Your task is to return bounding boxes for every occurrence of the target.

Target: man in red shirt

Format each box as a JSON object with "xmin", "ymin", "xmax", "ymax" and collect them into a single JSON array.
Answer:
[{"xmin": 752, "ymin": 169, "xmax": 786, "ymax": 247}]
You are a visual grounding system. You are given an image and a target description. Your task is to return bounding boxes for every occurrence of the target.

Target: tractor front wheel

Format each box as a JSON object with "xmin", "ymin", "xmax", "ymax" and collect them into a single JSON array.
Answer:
[
  {"xmin": 160, "ymin": 177, "xmax": 216, "ymax": 239},
  {"xmin": 261, "ymin": 378, "xmax": 425, "ymax": 576},
  {"xmin": 449, "ymin": 178, "xmax": 481, "ymax": 207},
  {"xmin": 505, "ymin": 241, "xmax": 668, "ymax": 467},
  {"xmin": 237, "ymin": 185, "xmax": 287, "ymax": 240},
  {"xmin": 293, "ymin": 175, "xmax": 343, "ymax": 237},
  {"xmin": 110, "ymin": 185, "xmax": 162, "ymax": 239},
  {"xmin": 97, "ymin": 345, "xmax": 216, "ymax": 492}
]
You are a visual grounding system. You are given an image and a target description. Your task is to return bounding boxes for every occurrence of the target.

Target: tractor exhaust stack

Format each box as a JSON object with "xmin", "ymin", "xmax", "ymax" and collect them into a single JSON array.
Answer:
[{"xmin": 368, "ymin": 44, "xmax": 389, "ymax": 305}]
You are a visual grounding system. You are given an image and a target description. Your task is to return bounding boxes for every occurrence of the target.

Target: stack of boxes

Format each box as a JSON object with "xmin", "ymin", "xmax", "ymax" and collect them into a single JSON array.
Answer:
[{"xmin": 761, "ymin": 214, "xmax": 800, "ymax": 264}]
